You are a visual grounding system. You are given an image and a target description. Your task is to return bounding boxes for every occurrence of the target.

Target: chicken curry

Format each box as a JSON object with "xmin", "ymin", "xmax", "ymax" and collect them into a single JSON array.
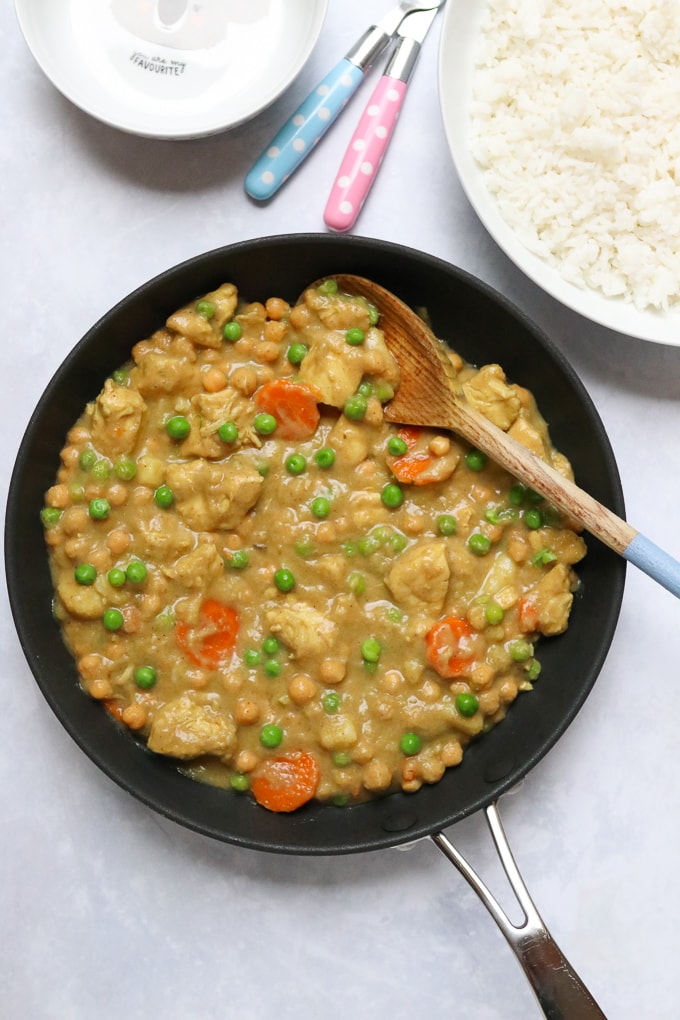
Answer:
[{"xmin": 41, "ymin": 279, "xmax": 585, "ymax": 812}]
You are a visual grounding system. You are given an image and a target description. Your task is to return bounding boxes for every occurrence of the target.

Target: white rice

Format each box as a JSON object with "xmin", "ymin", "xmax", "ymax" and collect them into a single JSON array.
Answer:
[{"xmin": 470, "ymin": 0, "xmax": 680, "ymax": 311}]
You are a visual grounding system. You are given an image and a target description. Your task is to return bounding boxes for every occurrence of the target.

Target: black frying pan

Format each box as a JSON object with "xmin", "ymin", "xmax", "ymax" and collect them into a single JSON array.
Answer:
[{"xmin": 5, "ymin": 235, "xmax": 625, "ymax": 1017}]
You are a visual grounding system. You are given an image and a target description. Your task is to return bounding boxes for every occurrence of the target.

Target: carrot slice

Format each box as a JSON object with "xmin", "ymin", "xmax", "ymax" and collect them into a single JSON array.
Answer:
[
  {"xmin": 254, "ymin": 378, "xmax": 321, "ymax": 440},
  {"xmin": 517, "ymin": 596, "xmax": 539, "ymax": 634},
  {"xmin": 176, "ymin": 598, "xmax": 239, "ymax": 669},
  {"xmin": 251, "ymin": 750, "xmax": 321, "ymax": 813},
  {"xmin": 425, "ymin": 616, "xmax": 476, "ymax": 678},
  {"xmin": 103, "ymin": 698, "xmax": 126, "ymax": 722},
  {"xmin": 389, "ymin": 426, "xmax": 440, "ymax": 485}
]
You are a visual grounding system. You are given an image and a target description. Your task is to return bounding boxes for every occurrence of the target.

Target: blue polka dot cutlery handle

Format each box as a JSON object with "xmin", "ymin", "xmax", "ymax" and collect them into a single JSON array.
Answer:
[{"xmin": 245, "ymin": 58, "xmax": 365, "ymax": 201}]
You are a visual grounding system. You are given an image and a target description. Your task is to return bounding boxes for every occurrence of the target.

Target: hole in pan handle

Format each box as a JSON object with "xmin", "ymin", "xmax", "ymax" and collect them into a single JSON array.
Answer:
[{"xmin": 431, "ymin": 803, "xmax": 607, "ymax": 1020}]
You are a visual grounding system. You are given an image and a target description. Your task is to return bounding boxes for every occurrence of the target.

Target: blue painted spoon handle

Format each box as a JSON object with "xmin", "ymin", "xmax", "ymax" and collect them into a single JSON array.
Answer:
[
  {"xmin": 623, "ymin": 534, "xmax": 680, "ymax": 597},
  {"xmin": 245, "ymin": 58, "xmax": 364, "ymax": 200}
]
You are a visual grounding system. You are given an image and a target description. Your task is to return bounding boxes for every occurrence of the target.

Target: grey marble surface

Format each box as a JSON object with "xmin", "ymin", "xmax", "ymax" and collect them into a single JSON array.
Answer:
[{"xmin": 3, "ymin": 2, "xmax": 680, "ymax": 1018}]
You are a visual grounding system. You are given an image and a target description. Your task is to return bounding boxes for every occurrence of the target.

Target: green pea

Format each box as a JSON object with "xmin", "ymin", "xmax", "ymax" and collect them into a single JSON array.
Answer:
[
  {"xmin": 40, "ymin": 507, "xmax": 62, "ymax": 528},
  {"xmin": 345, "ymin": 327, "xmax": 365, "ymax": 346},
  {"xmin": 314, "ymin": 447, "xmax": 335, "ymax": 468},
  {"xmin": 285, "ymin": 453, "xmax": 307, "ymax": 476},
  {"xmin": 524, "ymin": 508, "xmax": 544, "ymax": 530},
  {"xmin": 78, "ymin": 449, "xmax": 97, "ymax": 471},
  {"xmin": 111, "ymin": 368, "xmax": 129, "ymax": 386},
  {"xmin": 317, "ymin": 279, "xmax": 338, "ymax": 295},
  {"xmin": 348, "ymin": 571, "xmax": 366, "ymax": 596},
  {"xmin": 367, "ymin": 303, "xmax": 379, "ymax": 326},
  {"xmin": 381, "ymin": 483, "xmax": 404, "ymax": 509},
  {"xmin": 74, "ymin": 563, "xmax": 97, "ymax": 586},
  {"xmin": 387, "ymin": 436, "xmax": 409, "ymax": 456},
  {"xmin": 88, "ymin": 498, "xmax": 111, "ymax": 521},
  {"xmin": 508, "ymin": 484, "xmax": 526, "ymax": 506},
  {"xmin": 68, "ymin": 483, "xmax": 85, "ymax": 502},
  {"xmin": 311, "ymin": 496, "xmax": 330, "ymax": 519},
  {"xmin": 332, "ymin": 793, "xmax": 351, "ymax": 807},
  {"xmin": 485, "ymin": 601, "xmax": 504, "ymax": 625},
  {"xmin": 134, "ymin": 665, "xmax": 157, "ymax": 689},
  {"xmin": 358, "ymin": 533, "xmax": 380, "ymax": 557},
  {"xmin": 456, "ymin": 693, "xmax": 479, "ymax": 717},
  {"xmin": 126, "ymin": 560, "xmax": 147, "ymax": 584},
  {"xmin": 386, "ymin": 606, "xmax": 403, "ymax": 623},
  {"xmin": 466, "ymin": 449, "xmax": 488, "ymax": 472},
  {"xmin": 166, "ymin": 415, "xmax": 190, "ymax": 440},
  {"xmin": 468, "ymin": 533, "xmax": 491, "ymax": 556},
  {"xmin": 107, "ymin": 567, "xmax": 126, "ymax": 588},
  {"xmin": 102, "ymin": 608, "xmax": 124, "ymax": 632},
  {"xmin": 227, "ymin": 549, "xmax": 249, "ymax": 570},
  {"xmin": 218, "ymin": 421, "xmax": 239, "ymax": 444},
  {"xmin": 532, "ymin": 547, "xmax": 557, "ymax": 567},
  {"xmin": 244, "ymin": 649, "xmax": 262, "ymax": 667},
  {"xmin": 230, "ymin": 773, "xmax": 250, "ymax": 793},
  {"xmin": 361, "ymin": 637, "xmax": 381, "ymax": 663},
  {"xmin": 253, "ymin": 412, "xmax": 277, "ymax": 435},
  {"xmin": 115, "ymin": 457, "xmax": 137, "ymax": 481},
  {"xmin": 437, "ymin": 514, "xmax": 457, "ymax": 536},
  {"xmin": 332, "ymin": 751, "xmax": 352, "ymax": 767},
  {"xmin": 196, "ymin": 299, "xmax": 215, "ymax": 319},
  {"xmin": 154, "ymin": 613, "xmax": 175, "ymax": 631},
  {"xmin": 526, "ymin": 658, "xmax": 542, "ymax": 681},
  {"xmin": 295, "ymin": 537, "xmax": 315, "ymax": 558},
  {"xmin": 91, "ymin": 459, "xmax": 110, "ymax": 482},
  {"xmin": 341, "ymin": 540, "xmax": 358, "ymax": 558},
  {"xmin": 259, "ymin": 723, "xmax": 283, "ymax": 748},
  {"xmin": 526, "ymin": 488, "xmax": 544, "ymax": 504},
  {"xmin": 357, "ymin": 380, "xmax": 373, "ymax": 398},
  {"xmin": 154, "ymin": 485, "xmax": 174, "ymax": 509},
  {"xmin": 485, "ymin": 506, "xmax": 518, "ymax": 525},
  {"xmin": 343, "ymin": 393, "xmax": 367, "ymax": 421},
  {"xmin": 323, "ymin": 692, "xmax": 341, "ymax": 714},
  {"xmin": 389, "ymin": 532, "xmax": 408, "ymax": 552},
  {"xmin": 287, "ymin": 343, "xmax": 308, "ymax": 365},
  {"xmin": 262, "ymin": 636, "xmax": 280, "ymax": 655},
  {"xmin": 223, "ymin": 320, "xmax": 242, "ymax": 342},
  {"xmin": 374, "ymin": 381, "xmax": 394, "ymax": 403},
  {"xmin": 257, "ymin": 462, "xmax": 271, "ymax": 477},
  {"xmin": 264, "ymin": 658, "xmax": 282, "ymax": 678},
  {"xmin": 400, "ymin": 732, "xmax": 421, "ymax": 755},
  {"xmin": 510, "ymin": 639, "xmax": 533, "ymax": 662},
  {"xmin": 274, "ymin": 568, "xmax": 295, "ymax": 592}
]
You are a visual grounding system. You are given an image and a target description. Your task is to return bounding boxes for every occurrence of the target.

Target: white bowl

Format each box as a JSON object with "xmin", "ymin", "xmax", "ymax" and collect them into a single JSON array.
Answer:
[
  {"xmin": 437, "ymin": 0, "xmax": 680, "ymax": 346},
  {"xmin": 15, "ymin": 0, "xmax": 328, "ymax": 140}
]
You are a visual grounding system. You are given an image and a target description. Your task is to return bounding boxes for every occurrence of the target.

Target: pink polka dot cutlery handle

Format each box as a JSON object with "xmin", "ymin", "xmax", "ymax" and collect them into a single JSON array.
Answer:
[{"xmin": 324, "ymin": 76, "xmax": 407, "ymax": 232}]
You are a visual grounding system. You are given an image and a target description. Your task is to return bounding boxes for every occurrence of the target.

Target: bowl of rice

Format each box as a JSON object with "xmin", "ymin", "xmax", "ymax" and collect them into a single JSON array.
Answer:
[{"xmin": 438, "ymin": 0, "xmax": 680, "ymax": 345}]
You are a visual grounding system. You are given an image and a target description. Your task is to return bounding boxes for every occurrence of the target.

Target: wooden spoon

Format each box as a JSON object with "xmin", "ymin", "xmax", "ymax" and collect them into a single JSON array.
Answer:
[{"xmin": 326, "ymin": 273, "xmax": 680, "ymax": 599}]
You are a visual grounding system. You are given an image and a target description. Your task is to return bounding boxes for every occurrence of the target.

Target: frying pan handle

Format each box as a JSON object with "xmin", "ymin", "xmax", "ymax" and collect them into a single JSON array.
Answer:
[{"xmin": 431, "ymin": 803, "xmax": 607, "ymax": 1019}]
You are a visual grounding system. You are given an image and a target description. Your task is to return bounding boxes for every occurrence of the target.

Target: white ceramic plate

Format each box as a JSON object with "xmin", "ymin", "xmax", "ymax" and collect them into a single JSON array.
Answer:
[
  {"xmin": 437, "ymin": 0, "xmax": 680, "ymax": 346},
  {"xmin": 15, "ymin": 0, "xmax": 328, "ymax": 140}
]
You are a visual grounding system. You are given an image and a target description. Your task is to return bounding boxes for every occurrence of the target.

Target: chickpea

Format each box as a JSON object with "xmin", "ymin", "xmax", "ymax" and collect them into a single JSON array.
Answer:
[
  {"xmin": 202, "ymin": 368, "xmax": 227, "ymax": 392},
  {"xmin": 44, "ymin": 528, "xmax": 63, "ymax": 548},
  {"xmin": 263, "ymin": 319, "xmax": 287, "ymax": 344},
  {"xmin": 45, "ymin": 484, "xmax": 70, "ymax": 509},
  {"xmin": 478, "ymin": 689, "xmax": 500, "ymax": 715},
  {"xmin": 499, "ymin": 677, "xmax": 519, "ymax": 704},
  {"xmin": 419, "ymin": 678, "xmax": 442, "ymax": 703},
  {"xmin": 447, "ymin": 349, "xmax": 463, "ymax": 372},
  {"xmin": 89, "ymin": 678, "xmax": 113, "ymax": 700},
  {"xmin": 441, "ymin": 740, "xmax": 463, "ymax": 767},
  {"xmin": 362, "ymin": 758, "xmax": 392, "ymax": 792},
  {"xmin": 380, "ymin": 669, "xmax": 405, "ymax": 694},
  {"xmin": 288, "ymin": 304, "xmax": 311, "ymax": 330},
  {"xmin": 67, "ymin": 425, "xmax": 90, "ymax": 445},
  {"xmin": 63, "ymin": 537, "xmax": 88, "ymax": 560},
  {"xmin": 403, "ymin": 511, "xmax": 427, "ymax": 535},
  {"xmin": 230, "ymin": 366, "xmax": 259, "ymax": 396},
  {"xmin": 289, "ymin": 673, "xmax": 318, "ymax": 704},
  {"xmin": 122, "ymin": 704, "xmax": 147, "ymax": 730},
  {"xmin": 429, "ymin": 435, "xmax": 450, "ymax": 457},
  {"xmin": 131, "ymin": 485, "xmax": 154, "ymax": 507},
  {"xmin": 363, "ymin": 397, "xmax": 384, "ymax": 426},
  {"xmin": 316, "ymin": 522, "xmax": 337, "ymax": 544},
  {"xmin": 375, "ymin": 700, "xmax": 394, "ymax": 720},
  {"xmin": 60, "ymin": 446, "xmax": 80, "ymax": 468},
  {"xmin": 470, "ymin": 662, "xmax": 495, "ymax": 690},
  {"xmin": 254, "ymin": 340, "xmax": 281, "ymax": 364},
  {"xmin": 234, "ymin": 749, "xmax": 259, "ymax": 773},
  {"xmin": 319, "ymin": 658, "xmax": 346, "ymax": 685},
  {"xmin": 89, "ymin": 547, "xmax": 112, "ymax": 571},
  {"xmin": 234, "ymin": 698, "xmax": 260, "ymax": 725},
  {"xmin": 107, "ymin": 529, "xmax": 131, "ymax": 555},
  {"xmin": 107, "ymin": 484, "xmax": 128, "ymax": 508},
  {"xmin": 265, "ymin": 297, "xmax": 290, "ymax": 321},
  {"xmin": 420, "ymin": 756, "xmax": 446, "ymax": 784},
  {"xmin": 78, "ymin": 653, "xmax": 109, "ymax": 683},
  {"xmin": 60, "ymin": 507, "xmax": 90, "ymax": 535},
  {"xmin": 467, "ymin": 603, "xmax": 487, "ymax": 631}
]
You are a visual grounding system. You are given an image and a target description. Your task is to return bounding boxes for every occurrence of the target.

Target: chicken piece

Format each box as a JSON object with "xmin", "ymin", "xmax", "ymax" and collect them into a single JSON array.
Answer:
[
  {"xmin": 266, "ymin": 603, "xmax": 338, "ymax": 660},
  {"xmin": 528, "ymin": 528, "xmax": 587, "ymax": 565},
  {"xmin": 134, "ymin": 512, "xmax": 195, "ymax": 560},
  {"xmin": 327, "ymin": 419, "xmax": 370, "ymax": 467},
  {"xmin": 298, "ymin": 327, "xmax": 399, "ymax": 407},
  {"xmin": 304, "ymin": 287, "xmax": 373, "ymax": 331},
  {"xmin": 56, "ymin": 575, "xmax": 106, "ymax": 619},
  {"xmin": 178, "ymin": 387, "xmax": 255, "ymax": 459},
  {"xmin": 166, "ymin": 283, "xmax": 238, "ymax": 349},
  {"xmin": 531, "ymin": 563, "xmax": 575, "ymax": 636},
  {"xmin": 89, "ymin": 379, "xmax": 146, "ymax": 458},
  {"xmin": 462, "ymin": 364, "xmax": 521, "ymax": 431},
  {"xmin": 162, "ymin": 540, "xmax": 224, "ymax": 590},
  {"xmin": 131, "ymin": 331, "xmax": 200, "ymax": 396},
  {"xmin": 385, "ymin": 541, "xmax": 450, "ymax": 618},
  {"xmin": 148, "ymin": 695, "xmax": 236, "ymax": 760},
  {"xmin": 507, "ymin": 415, "xmax": 548, "ymax": 460},
  {"xmin": 165, "ymin": 455, "xmax": 263, "ymax": 532},
  {"xmin": 319, "ymin": 714, "xmax": 359, "ymax": 750}
]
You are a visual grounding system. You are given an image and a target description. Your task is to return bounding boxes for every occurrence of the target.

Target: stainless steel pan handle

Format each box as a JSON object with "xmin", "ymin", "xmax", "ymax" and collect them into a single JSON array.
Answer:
[{"xmin": 431, "ymin": 802, "xmax": 607, "ymax": 1020}]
